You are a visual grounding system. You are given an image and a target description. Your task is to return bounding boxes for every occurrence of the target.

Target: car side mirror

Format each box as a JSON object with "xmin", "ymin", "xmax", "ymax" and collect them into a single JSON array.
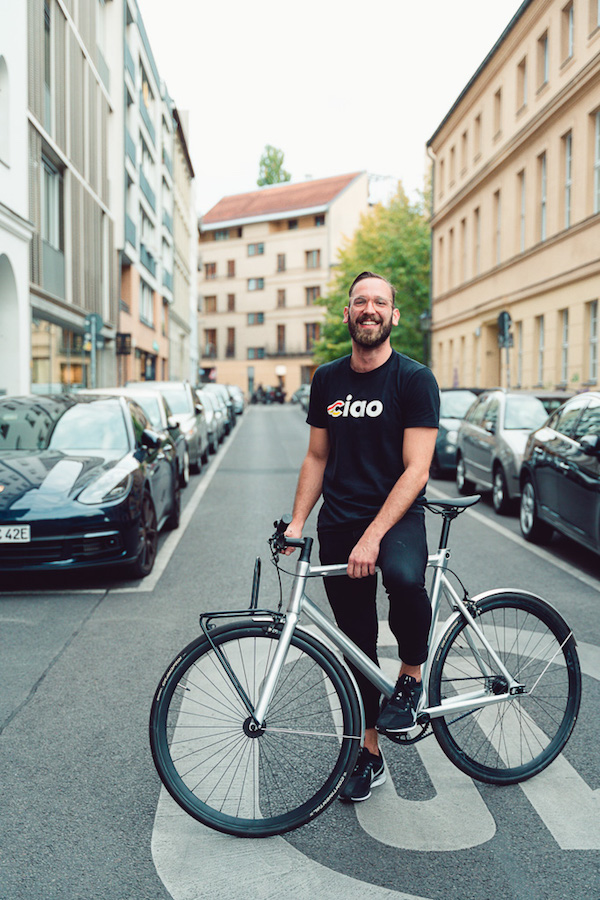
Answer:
[
  {"xmin": 484, "ymin": 419, "xmax": 496, "ymax": 435},
  {"xmin": 166, "ymin": 416, "xmax": 178, "ymax": 430},
  {"xmin": 195, "ymin": 402, "xmax": 204, "ymax": 416},
  {"xmin": 579, "ymin": 433, "xmax": 600, "ymax": 456},
  {"xmin": 141, "ymin": 428, "xmax": 161, "ymax": 450}
]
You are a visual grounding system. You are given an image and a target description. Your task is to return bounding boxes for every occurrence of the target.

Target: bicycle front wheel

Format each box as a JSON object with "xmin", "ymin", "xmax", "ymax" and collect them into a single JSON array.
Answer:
[
  {"xmin": 149, "ymin": 621, "xmax": 362, "ymax": 837},
  {"xmin": 429, "ymin": 592, "xmax": 581, "ymax": 785}
]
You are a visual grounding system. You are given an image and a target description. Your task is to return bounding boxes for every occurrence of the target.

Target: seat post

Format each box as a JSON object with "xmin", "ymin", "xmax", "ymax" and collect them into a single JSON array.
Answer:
[{"xmin": 438, "ymin": 512, "xmax": 455, "ymax": 550}]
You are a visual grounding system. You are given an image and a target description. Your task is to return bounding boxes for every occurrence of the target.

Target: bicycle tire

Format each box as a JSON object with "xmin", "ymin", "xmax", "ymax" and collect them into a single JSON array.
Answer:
[
  {"xmin": 429, "ymin": 591, "xmax": 581, "ymax": 785},
  {"xmin": 149, "ymin": 621, "xmax": 362, "ymax": 837}
]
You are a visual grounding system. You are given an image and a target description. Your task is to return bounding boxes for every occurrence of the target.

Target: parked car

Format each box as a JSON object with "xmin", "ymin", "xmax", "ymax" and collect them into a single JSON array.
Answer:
[
  {"xmin": 0, "ymin": 394, "xmax": 180, "ymax": 578},
  {"xmin": 291, "ymin": 384, "xmax": 311, "ymax": 412},
  {"xmin": 226, "ymin": 385, "xmax": 245, "ymax": 416},
  {"xmin": 519, "ymin": 392, "xmax": 600, "ymax": 553},
  {"xmin": 81, "ymin": 386, "xmax": 190, "ymax": 488},
  {"xmin": 195, "ymin": 387, "xmax": 225, "ymax": 452},
  {"xmin": 455, "ymin": 389, "xmax": 551, "ymax": 513},
  {"xmin": 128, "ymin": 380, "xmax": 209, "ymax": 474},
  {"xmin": 430, "ymin": 388, "xmax": 478, "ymax": 477},
  {"xmin": 202, "ymin": 383, "xmax": 236, "ymax": 432}
]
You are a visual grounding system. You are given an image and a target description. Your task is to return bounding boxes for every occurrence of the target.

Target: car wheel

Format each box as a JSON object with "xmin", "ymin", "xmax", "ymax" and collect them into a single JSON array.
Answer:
[
  {"xmin": 456, "ymin": 454, "xmax": 475, "ymax": 495},
  {"xmin": 179, "ymin": 449, "xmax": 190, "ymax": 488},
  {"xmin": 165, "ymin": 480, "xmax": 181, "ymax": 531},
  {"xmin": 520, "ymin": 478, "xmax": 553, "ymax": 544},
  {"xmin": 492, "ymin": 466, "xmax": 512, "ymax": 515},
  {"xmin": 190, "ymin": 442, "xmax": 202, "ymax": 474},
  {"xmin": 129, "ymin": 490, "xmax": 158, "ymax": 578}
]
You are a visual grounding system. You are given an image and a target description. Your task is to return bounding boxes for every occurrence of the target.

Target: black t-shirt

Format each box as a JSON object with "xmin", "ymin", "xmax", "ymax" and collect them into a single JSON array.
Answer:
[{"xmin": 307, "ymin": 350, "xmax": 439, "ymax": 531}]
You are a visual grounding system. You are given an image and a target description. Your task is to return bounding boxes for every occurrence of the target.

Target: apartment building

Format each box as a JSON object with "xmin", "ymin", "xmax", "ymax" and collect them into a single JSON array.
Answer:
[
  {"xmin": 0, "ymin": 0, "xmax": 33, "ymax": 395},
  {"xmin": 427, "ymin": 0, "xmax": 600, "ymax": 393},
  {"xmin": 27, "ymin": 0, "xmax": 119, "ymax": 392},
  {"xmin": 198, "ymin": 172, "xmax": 370, "ymax": 396},
  {"xmin": 114, "ymin": 0, "xmax": 175, "ymax": 384}
]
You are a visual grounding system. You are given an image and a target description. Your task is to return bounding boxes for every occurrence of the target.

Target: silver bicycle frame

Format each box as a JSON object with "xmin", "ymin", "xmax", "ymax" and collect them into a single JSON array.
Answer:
[{"xmin": 252, "ymin": 545, "xmax": 524, "ymax": 728}]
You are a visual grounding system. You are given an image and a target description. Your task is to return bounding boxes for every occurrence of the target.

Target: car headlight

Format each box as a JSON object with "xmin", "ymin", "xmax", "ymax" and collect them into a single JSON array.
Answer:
[
  {"xmin": 78, "ymin": 472, "xmax": 133, "ymax": 505},
  {"xmin": 446, "ymin": 430, "xmax": 458, "ymax": 446}
]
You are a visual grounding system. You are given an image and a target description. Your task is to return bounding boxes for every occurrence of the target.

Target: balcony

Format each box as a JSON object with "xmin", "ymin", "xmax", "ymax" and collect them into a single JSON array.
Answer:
[
  {"xmin": 139, "ymin": 92, "xmax": 155, "ymax": 145},
  {"xmin": 125, "ymin": 129, "xmax": 136, "ymax": 166},
  {"xmin": 125, "ymin": 214, "xmax": 136, "ymax": 248},
  {"xmin": 125, "ymin": 43, "xmax": 135, "ymax": 83},
  {"xmin": 162, "ymin": 269, "xmax": 173, "ymax": 292},
  {"xmin": 140, "ymin": 243, "xmax": 156, "ymax": 277},
  {"xmin": 264, "ymin": 344, "xmax": 313, "ymax": 358},
  {"xmin": 162, "ymin": 210, "xmax": 173, "ymax": 234},
  {"xmin": 139, "ymin": 168, "xmax": 156, "ymax": 210}
]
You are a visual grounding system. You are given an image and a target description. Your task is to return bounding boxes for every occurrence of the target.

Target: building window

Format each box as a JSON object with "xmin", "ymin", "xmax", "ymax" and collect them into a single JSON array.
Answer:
[
  {"xmin": 562, "ymin": 2, "xmax": 574, "ymax": 61},
  {"xmin": 437, "ymin": 235, "xmax": 444, "ymax": 293},
  {"xmin": 277, "ymin": 253, "xmax": 286, "ymax": 272},
  {"xmin": 205, "ymin": 262, "xmax": 216, "ymax": 279},
  {"xmin": 277, "ymin": 324, "xmax": 286, "ymax": 353},
  {"xmin": 449, "ymin": 146, "xmax": 456, "ymax": 184},
  {"xmin": 204, "ymin": 329, "xmax": 217, "ymax": 358},
  {"xmin": 140, "ymin": 280, "xmax": 154, "ymax": 326},
  {"xmin": 461, "ymin": 131, "xmax": 468, "ymax": 175},
  {"xmin": 288, "ymin": 219, "xmax": 298, "ymax": 230},
  {"xmin": 563, "ymin": 131, "xmax": 573, "ymax": 228},
  {"xmin": 589, "ymin": 299, "xmax": 598, "ymax": 382},
  {"xmin": 227, "ymin": 259, "xmax": 235, "ymax": 277},
  {"xmin": 474, "ymin": 114, "xmax": 482, "ymax": 159},
  {"xmin": 248, "ymin": 242, "xmax": 264, "ymax": 256},
  {"xmin": 204, "ymin": 296, "xmax": 217, "ymax": 314},
  {"xmin": 214, "ymin": 229, "xmax": 229, "ymax": 240},
  {"xmin": 227, "ymin": 293, "xmax": 235, "ymax": 311},
  {"xmin": 517, "ymin": 57, "xmax": 527, "ymax": 109},
  {"xmin": 560, "ymin": 309, "xmax": 569, "ymax": 382},
  {"xmin": 536, "ymin": 315, "xmax": 545, "ymax": 384},
  {"xmin": 493, "ymin": 88, "xmax": 502, "ymax": 137},
  {"xmin": 248, "ymin": 278, "xmax": 264, "ymax": 291},
  {"xmin": 44, "ymin": 0, "xmax": 52, "ymax": 130},
  {"xmin": 519, "ymin": 170, "xmax": 526, "ymax": 252},
  {"xmin": 494, "ymin": 190, "xmax": 501, "ymax": 264},
  {"xmin": 460, "ymin": 218, "xmax": 467, "ymax": 282},
  {"xmin": 226, "ymin": 328, "xmax": 235, "ymax": 358},
  {"xmin": 305, "ymin": 286, "xmax": 321, "ymax": 305},
  {"xmin": 538, "ymin": 32, "xmax": 549, "ymax": 87},
  {"xmin": 306, "ymin": 249, "xmax": 320, "ymax": 269},
  {"xmin": 41, "ymin": 156, "xmax": 63, "ymax": 250},
  {"xmin": 448, "ymin": 227, "xmax": 454, "ymax": 287},
  {"xmin": 539, "ymin": 152, "xmax": 547, "ymax": 241},
  {"xmin": 305, "ymin": 323, "xmax": 320, "ymax": 351},
  {"xmin": 315, "ymin": 214, "xmax": 325, "ymax": 226},
  {"xmin": 247, "ymin": 312, "xmax": 264, "ymax": 325},
  {"xmin": 594, "ymin": 110, "xmax": 600, "ymax": 214},
  {"xmin": 473, "ymin": 207, "xmax": 481, "ymax": 275},
  {"xmin": 438, "ymin": 158, "xmax": 445, "ymax": 198},
  {"xmin": 247, "ymin": 347, "xmax": 265, "ymax": 360},
  {"xmin": 277, "ymin": 289, "xmax": 286, "ymax": 308}
]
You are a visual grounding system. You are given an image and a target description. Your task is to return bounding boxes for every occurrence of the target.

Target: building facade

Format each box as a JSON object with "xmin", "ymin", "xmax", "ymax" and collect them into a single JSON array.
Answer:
[
  {"xmin": 197, "ymin": 172, "xmax": 370, "ymax": 396},
  {"xmin": 169, "ymin": 108, "xmax": 196, "ymax": 382},
  {"xmin": 0, "ymin": 0, "xmax": 33, "ymax": 395},
  {"xmin": 427, "ymin": 0, "xmax": 600, "ymax": 393}
]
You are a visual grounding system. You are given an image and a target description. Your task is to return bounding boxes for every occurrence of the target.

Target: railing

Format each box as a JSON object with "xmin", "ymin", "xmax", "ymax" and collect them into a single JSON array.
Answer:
[
  {"xmin": 140, "ymin": 243, "xmax": 156, "ymax": 277},
  {"xmin": 139, "ymin": 168, "xmax": 156, "ymax": 210},
  {"xmin": 125, "ymin": 214, "xmax": 137, "ymax": 248},
  {"xmin": 125, "ymin": 43, "xmax": 135, "ymax": 83},
  {"xmin": 125, "ymin": 129, "xmax": 136, "ymax": 165},
  {"xmin": 139, "ymin": 92, "xmax": 156, "ymax": 144}
]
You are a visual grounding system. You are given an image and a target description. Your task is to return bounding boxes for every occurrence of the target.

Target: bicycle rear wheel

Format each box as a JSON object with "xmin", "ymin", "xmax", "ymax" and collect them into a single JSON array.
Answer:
[
  {"xmin": 429, "ymin": 591, "xmax": 581, "ymax": 785},
  {"xmin": 150, "ymin": 621, "xmax": 362, "ymax": 837}
]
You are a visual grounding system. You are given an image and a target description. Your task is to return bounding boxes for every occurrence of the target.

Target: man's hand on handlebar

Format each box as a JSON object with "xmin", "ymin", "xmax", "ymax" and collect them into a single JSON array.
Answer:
[{"xmin": 282, "ymin": 520, "xmax": 303, "ymax": 555}]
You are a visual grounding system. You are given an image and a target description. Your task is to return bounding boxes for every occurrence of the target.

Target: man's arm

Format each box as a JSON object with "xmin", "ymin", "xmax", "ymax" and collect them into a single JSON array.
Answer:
[
  {"xmin": 346, "ymin": 426, "xmax": 438, "ymax": 578},
  {"xmin": 282, "ymin": 426, "xmax": 330, "ymax": 551}
]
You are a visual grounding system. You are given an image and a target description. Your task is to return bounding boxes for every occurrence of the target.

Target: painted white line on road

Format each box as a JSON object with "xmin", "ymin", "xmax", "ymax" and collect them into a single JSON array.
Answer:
[
  {"xmin": 112, "ymin": 428, "xmax": 238, "ymax": 594},
  {"xmin": 430, "ymin": 489, "xmax": 600, "ymax": 592}
]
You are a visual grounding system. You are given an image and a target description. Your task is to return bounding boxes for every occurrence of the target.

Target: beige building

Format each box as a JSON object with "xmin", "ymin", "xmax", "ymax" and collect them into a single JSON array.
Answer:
[
  {"xmin": 197, "ymin": 172, "xmax": 370, "ymax": 396},
  {"xmin": 427, "ymin": 0, "xmax": 600, "ymax": 393}
]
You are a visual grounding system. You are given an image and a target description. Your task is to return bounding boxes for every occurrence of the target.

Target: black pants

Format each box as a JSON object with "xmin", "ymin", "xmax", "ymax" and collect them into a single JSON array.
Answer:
[{"xmin": 318, "ymin": 509, "xmax": 431, "ymax": 729}]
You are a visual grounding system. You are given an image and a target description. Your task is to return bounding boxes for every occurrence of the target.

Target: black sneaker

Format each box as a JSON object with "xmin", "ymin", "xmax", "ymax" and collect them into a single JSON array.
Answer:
[
  {"xmin": 376, "ymin": 675, "xmax": 423, "ymax": 734},
  {"xmin": 338, "ymin": 747, "xmax": 386, "ymax": 803}
]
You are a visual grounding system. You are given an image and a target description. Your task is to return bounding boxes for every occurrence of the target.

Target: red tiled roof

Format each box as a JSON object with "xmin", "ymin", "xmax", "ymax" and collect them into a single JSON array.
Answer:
[{"xmin": 201, "ymin": 172, "xmax": 364, "ymax": 226}]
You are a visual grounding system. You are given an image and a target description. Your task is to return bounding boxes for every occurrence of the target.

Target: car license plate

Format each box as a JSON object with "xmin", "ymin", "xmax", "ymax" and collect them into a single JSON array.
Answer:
[{"xmin": 0, "ymin": 525, "xmax": 31, "ymax": 542}]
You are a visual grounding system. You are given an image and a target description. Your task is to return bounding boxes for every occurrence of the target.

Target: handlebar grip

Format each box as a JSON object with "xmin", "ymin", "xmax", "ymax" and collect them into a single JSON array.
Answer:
[{"xmin": 274, "ymin": 514, "xmax": 293, "ymax": 536}]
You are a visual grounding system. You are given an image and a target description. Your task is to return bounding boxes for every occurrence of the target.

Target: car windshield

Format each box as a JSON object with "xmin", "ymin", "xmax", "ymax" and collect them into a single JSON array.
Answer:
[
  {"xmin": 159, "ymin": 387, "xmax": 191, "ymax": 415},
  {"xmin": 0, "ymin": 399, "xmax": 129, "ymax": 451},
  {"xmin": 505, "ymin": 396, "xmax": 548, "ymax": 430},
  {"xmin": 127, "ymin": 393, "xmax": 161, "ymax": 429},
  {"xmin": 440, "ymin": 391, "xmax": 476, "ymax": 418}
]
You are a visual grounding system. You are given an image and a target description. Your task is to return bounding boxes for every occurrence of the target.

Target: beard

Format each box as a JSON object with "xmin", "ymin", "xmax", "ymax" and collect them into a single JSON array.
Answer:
[{"xmin": 347, "ymin": 312, "xmax": 394, "ymax": 347}]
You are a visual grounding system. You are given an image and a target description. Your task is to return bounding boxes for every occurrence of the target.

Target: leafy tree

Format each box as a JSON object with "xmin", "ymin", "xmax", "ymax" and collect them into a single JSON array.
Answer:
[
  {"xmin": 313, "ymin": 184, "xmax": 431, "ymax": 364},
  {"xmin": 257, "ymin": 145, "xmax": 291, "ymax": 186}
]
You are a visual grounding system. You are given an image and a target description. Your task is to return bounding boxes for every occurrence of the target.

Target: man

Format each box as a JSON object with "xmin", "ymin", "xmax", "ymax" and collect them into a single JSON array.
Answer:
[{"xmin": 284, "ymin": 271, "xmax": 439, "ymax": 802}]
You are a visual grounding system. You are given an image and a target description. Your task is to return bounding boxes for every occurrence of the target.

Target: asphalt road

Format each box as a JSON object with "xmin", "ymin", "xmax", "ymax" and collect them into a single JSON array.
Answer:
[{"xmin": 0, "ymin": 405, "xmax": 598, "ymax": 900}]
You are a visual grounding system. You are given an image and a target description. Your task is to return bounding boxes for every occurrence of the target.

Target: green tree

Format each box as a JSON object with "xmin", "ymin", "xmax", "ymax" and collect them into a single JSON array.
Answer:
[
  {"xmin": 313, "ymin": 184, "xmax": 431, "ymax": 364},
  {"xmin": 257, "ymin": 145, "xmax": 291, "ymax": 186}
]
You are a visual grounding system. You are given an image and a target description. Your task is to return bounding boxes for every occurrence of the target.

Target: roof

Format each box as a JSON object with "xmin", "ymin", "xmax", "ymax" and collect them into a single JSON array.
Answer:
[
  {"xmin": 427, "ymin": 0, "xmax": 533, "ymax": 146},
  {"xmin": 201, "ymin": 172, "xmax": 364, "ymax": 229}
]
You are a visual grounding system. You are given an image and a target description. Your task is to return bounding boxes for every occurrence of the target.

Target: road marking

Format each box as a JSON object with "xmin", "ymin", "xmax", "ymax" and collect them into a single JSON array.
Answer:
[{"xmin": 430, "ymin": 489, "xmax": 600, "ymax": 592}]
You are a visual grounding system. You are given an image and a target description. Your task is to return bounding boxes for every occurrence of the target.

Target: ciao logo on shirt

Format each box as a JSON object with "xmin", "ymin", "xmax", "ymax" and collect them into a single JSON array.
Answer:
[{"xmin": 327, "ymin": 394, "xmax": 384, "ymax": 419}]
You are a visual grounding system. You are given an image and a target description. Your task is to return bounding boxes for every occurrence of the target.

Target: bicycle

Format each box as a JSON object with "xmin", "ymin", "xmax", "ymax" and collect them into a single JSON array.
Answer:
[{"xmin": 149, "ymin": 495, "xmax": 582, "ymax": 838}]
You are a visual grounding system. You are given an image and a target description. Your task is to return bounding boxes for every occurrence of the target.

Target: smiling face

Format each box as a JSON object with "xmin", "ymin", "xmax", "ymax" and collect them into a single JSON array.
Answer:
[{"xmin": 344, "ymin": 277, "xmax": 400, "ymax": 348}]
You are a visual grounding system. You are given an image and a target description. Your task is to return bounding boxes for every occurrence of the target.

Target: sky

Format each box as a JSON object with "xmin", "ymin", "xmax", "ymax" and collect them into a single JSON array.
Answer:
[{"xmin": 138, "ymin": 0, "xmax": 525, "ymax": 216}]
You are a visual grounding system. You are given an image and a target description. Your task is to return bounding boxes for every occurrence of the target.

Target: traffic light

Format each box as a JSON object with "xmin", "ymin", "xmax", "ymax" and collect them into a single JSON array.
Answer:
[{"xmin": 497, "ymin": 311, "xmax": 512, "ymax": 348}]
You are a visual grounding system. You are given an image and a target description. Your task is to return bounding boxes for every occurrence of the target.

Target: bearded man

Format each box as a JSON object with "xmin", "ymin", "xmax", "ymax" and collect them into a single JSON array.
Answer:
[{"xmin": 284, "ymin": 271, "xmax": 439, "ymax": 802}]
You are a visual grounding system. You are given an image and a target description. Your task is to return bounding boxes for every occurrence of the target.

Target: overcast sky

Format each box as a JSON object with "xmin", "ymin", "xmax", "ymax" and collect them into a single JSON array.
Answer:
[{"xmin": 138, "ymin": 0, "xmax": 525, "ymax": 215}]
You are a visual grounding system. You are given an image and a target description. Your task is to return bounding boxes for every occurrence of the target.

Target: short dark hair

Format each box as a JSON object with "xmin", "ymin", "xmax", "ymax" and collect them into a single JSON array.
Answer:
[{"xmin": 348, "ymin": 271, "xmax": 396, "ymax": 305}]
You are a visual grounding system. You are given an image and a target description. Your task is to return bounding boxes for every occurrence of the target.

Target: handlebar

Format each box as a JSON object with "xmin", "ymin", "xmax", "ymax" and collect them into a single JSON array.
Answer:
[{"xmin": 270, "ymin": 515, "xmax": 313, "ymax": 560}]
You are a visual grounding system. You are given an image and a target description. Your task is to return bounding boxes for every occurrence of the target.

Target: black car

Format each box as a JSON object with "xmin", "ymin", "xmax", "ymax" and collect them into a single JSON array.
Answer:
[
  {"xmin": 0, "ymin": 394, "xmax": 180, "ymax": 578},
  {"xmin": 519, "ymin": 392, "xmax": 600, "ymax": 553},
  {"xmin": 430, "ymin": 389, "xmax": 478, "ymax": 477}
]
